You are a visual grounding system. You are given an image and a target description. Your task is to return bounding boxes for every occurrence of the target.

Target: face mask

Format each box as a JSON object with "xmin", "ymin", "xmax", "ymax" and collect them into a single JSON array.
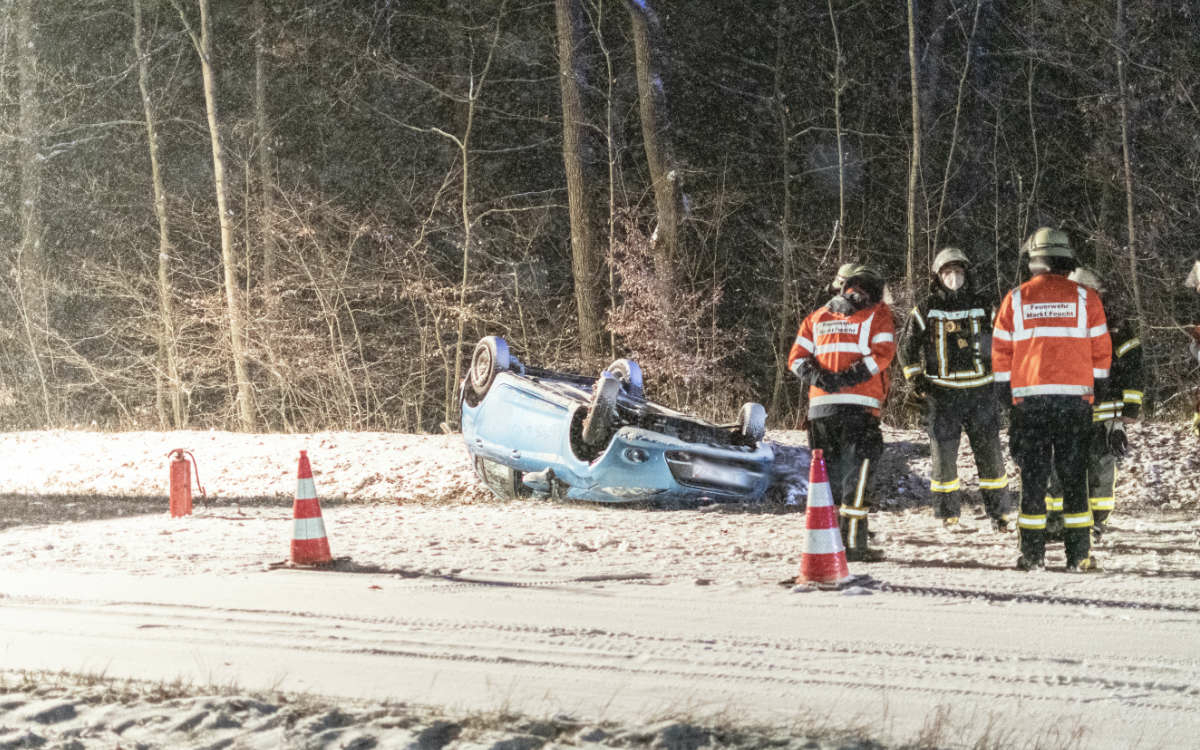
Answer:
[{"xmin": 940, "ymin": 269, "xmax": 965, "ymax": 291}]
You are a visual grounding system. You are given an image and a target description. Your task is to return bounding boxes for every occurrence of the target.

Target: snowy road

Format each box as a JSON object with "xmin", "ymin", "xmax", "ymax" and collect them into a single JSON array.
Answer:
[{"xmin": 3, "ymin": 565, "xmax": 1199, "ymax": 748}]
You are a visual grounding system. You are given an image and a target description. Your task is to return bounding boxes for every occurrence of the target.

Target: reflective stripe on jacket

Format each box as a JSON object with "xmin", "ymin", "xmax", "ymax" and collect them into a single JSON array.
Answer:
[
  {"xmin": 1092, "ymin": 312, "xmax": 1144, "ymax": 421},
  {"xmin": 992, "ymin": 273, "xmax": 1112, "ymax": 402},
  {"xmin": 788, "ymin": 301, "xmax": 896, "ymax": 415},
  {"xmin": 899, "ymin": 285, "xmax": 996, "ymax": 390}
]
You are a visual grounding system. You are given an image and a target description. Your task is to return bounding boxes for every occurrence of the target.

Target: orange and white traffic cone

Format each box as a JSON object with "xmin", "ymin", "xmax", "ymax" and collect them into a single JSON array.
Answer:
[
  {"xmin": 796, "ymin": 448, "xmax": 852, "ymax": 587},
  {"xmin": 290, "ymin": 450, "xmax": 333, "ymax": 566}
]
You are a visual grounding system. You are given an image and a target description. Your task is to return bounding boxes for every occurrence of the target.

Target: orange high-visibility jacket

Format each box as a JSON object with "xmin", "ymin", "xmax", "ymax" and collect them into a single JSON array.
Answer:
[
  {"xmin": 788, "ymin": 301, "xmax": 896, "ymax": 415},
  {"xmin": 992, "ymin": 273, "xmax": 1112, "ymax": 402}
]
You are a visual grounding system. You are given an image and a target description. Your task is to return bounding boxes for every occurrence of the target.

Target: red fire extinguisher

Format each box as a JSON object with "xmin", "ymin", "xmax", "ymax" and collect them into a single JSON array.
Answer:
[{"xmin": 167, "ymin": 449, "xmax": 205, "ymax": 517}]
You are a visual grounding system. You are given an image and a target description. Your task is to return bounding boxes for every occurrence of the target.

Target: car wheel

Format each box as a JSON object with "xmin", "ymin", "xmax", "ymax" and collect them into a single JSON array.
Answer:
[
  {"xmin": 604, "ymin": 358, "xmax": 644, "ymax": 399},
  {"xmin": 582, "ymin": 372, "xmax": 621, "ymax": 446},
  {"xmin": 738, "ymin": 402, "xmax": 767, "ymax": 444},
  {"xmin": 468, "ymin": 336, "xmax": 511, "ymax": 397}
]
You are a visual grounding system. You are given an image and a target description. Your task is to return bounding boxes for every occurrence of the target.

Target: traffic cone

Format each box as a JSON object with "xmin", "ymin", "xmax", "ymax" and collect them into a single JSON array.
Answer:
[
  {"xmin": 796, "ymin": 448, "xmax": 852, "ymax": 587},
  {"xmin": 290, "ymin": 450, "xmax": 333, "ymax": 565}
]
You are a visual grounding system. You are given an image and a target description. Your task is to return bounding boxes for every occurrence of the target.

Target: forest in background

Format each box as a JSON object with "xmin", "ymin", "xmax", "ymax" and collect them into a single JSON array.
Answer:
[{"xmin": 1, "ymin": 0, "xmax": 1198, "ymax": 433}]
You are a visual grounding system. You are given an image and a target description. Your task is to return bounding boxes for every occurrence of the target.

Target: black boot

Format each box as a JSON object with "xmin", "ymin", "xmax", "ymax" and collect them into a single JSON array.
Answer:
[
  {"xmin": 1064, "ymin": 528, "xmax": 1094, "ymax": 572},
  {"xmin": 840, "ymin": 515, "xmax": 882, "ymax": 562},
  {"xmin": 1016, "ymin": 528, "xmax": 1046, "ymax": 571}
]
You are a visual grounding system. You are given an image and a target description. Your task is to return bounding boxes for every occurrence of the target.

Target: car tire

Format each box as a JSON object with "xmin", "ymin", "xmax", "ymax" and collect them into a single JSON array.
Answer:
[
  {"xmin": 468, "ymin": 336, "xmax": 511, "ymax": 397},
  {"xmin": 604, "ymin": 358, "xmax": 644, "ymax": 399},
  {"xmin": 582, "ymin": 372, "xmax": 621, "ymax": 446},
  {"xmin": 738, "ymin": 402, "xmax": 767, "ymax": 444}
]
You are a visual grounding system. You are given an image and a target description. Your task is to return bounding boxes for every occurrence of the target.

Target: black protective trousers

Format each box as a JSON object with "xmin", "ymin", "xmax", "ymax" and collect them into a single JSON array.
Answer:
[
  {"xmin": 808, "ymin": 407, "xmax": 884, "ymax": 554},
  {"xmin": 1009, "ymin": 396, "xmax": 1094, "ymax": 565},
  {"xmin": 925, "ymin": 386, "xmax": 1012, "ymax": 522},
  {"xmin": 1045, "ymin": 423, "xmax": 1119, "ymax": 530}
]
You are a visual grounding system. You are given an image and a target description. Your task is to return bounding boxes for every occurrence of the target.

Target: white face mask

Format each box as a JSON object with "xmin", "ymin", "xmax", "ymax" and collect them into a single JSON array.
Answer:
[{"xmin": 940, "ymin": 269, "xmax": 965, "ymax": 291}]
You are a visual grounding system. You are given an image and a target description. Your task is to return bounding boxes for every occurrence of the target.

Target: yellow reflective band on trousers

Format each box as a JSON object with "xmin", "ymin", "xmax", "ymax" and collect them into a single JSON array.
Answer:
[
  {"xmin": 842, "ymin": 458, "xmax": 870, "ymax": 548},
  {"xmin": 1044, "ymin": 495, "xmax": 1064, "ymax": 511},
  {"xmin": 930, "ymin": 478, "xmax": 960, "ymax": 493},
  {"xmin": 978, "ymin": 476, "xmax": 1008, "ymax": 490},
  {"xmin": 1064, "ymin": 511, "xmax": 1093, "ymax": 528},
  {"xmin": 1018, "ymin": 513, "xmax": 1047, "ymax": 529},
  {"xmin": 1091, "ymin": 465, "xmax": 1117, "ymax": 511}
]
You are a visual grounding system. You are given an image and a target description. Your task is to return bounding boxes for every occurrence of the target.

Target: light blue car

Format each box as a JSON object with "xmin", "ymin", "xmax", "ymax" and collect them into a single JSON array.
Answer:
[{"xmin": 460, "ymin": 336, "xmax": 774, "ymax": 503}]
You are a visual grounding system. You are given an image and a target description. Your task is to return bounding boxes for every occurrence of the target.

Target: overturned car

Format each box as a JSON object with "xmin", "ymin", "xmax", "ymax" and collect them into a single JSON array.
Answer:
[{"xmin": 460, "ymin": 336, "xmax": 774, "ymax": 504}]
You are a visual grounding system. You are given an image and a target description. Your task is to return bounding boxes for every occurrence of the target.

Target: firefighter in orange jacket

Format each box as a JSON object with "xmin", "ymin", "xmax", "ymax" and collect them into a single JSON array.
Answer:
[
  {"xmin": 788, "ymin": 265, "xmax": 895, "ymax": 561},
  {"xmin": 993, "ymin": 228, "xmax": 1112, "ymax": 572}
]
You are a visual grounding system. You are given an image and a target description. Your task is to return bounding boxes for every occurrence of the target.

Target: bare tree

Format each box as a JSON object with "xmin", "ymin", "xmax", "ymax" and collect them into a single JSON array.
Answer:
[
  {"xmin": 931, "ymin": 0, "xmax": 983, "ymax": 252},
  {"xmin": 13, "ymin": 0, "xmax": 51, "ymax": 425},
  {"xmin": 827, "ymin": 0, "xmax": 846, "ymax": 262},
  {"xmin": 627, "ymin": 0, "xmax": 682, "ymax": 281},
  {"xmin": 1114, "ymin": 0, "xmax": 1145, "ymax": 336},
  {"xmin": 905, "ymin": 0, "xmax": 923, "ymax": 295},
  {"xmin": 555, "ymin": 0, "xmax": 605, "ymax": 358},
  {"xmin": 254, "ymin": 0, "xmax": 275, "ymax": 289},
  {"xmin": 133, "ymin": 0, "xmax": 185, "ymax": 428},
  {"xmin": 171, "ymin": 0, "xmax": 256, "ymax": 430},
  {"xmin": 768, "ymin": 0, "xmax": 796, "ymax": 420}
]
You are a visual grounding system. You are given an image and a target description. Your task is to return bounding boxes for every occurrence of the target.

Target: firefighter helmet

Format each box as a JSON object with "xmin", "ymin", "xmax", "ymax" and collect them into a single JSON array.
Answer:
[
  {"xmin": 1022, "ymin": 227, "xmax": 1074, "ymax": 259},
  {"xmin": 830, "ymin": 262, "xmax": 859, "ymax": 291},
  {"xmin": 843, "ymin": 265, "xmax": 884, "ymax": 302},
  {"xmin": 1068, "ymin": 266, "xmax": 1104, "ymax": 292},
  {"xmin": 931, "ymin": 247, "xmax": 970, "ymax": 274}
]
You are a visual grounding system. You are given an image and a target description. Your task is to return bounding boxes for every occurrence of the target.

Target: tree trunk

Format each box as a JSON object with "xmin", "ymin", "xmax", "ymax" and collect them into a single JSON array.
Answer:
[
  {"xmin": 254, "ymin": 0, "xmax": 275, "ymax": 289},
  {"xmin": 628, "ymin": 0, "xmax": 681, "ymax": 282},
  {"xmin": 768, "ymin": 0, "xmax": 795, "ymax": 421},
  {"xmin": 828, "ymin": 0, "xmax": 846, "ymax": 262},
  {"xmin": 555, "ymin": 0, "xmax": 605, "ymax": 359},
  {"xmin": 1115, "ymin": 0, "xmax": 1145, "ymax": 338},
  {"xmin": 446, "ymin": 2, "xmax": 506, "ymax": 426},
  {"xmin": 134, "ymin": 0, "xmax": 185, "ymax": 429},
  {"xmin": 905, "ymin": 0, "xmax": 922, "ymax": 296},
  {"xmin": 174, "ymin": 0, "xmax": 256, "ymax": 430},
  {"xmin": 932, "ymin": 0, "xmax": 982, "ymax": 252},
  {"xmin": 15, "ymin": 0, "xmax": 51, "ymax": 426}
]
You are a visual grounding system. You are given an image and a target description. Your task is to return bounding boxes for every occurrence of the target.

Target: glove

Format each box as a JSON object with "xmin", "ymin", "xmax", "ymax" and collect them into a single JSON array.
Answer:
[
  {"xmin": 791, "ymin": 358, "xmax": 818, "ymax": 384},
  {"xmin": 815, "ymin": 361, "xmax": 873, "ymax": 393},
  {"xmin": 787, "ymin": 357, "xmax": 825, "ymax": 386},
  {"xmin": 1106, "ymin": 421, "xmax": 1129, "ymax": 457},
  {"xmin": 812, "ymin": 368, "xmax": 842, "ymax": 392},
  {"xmin": 910, "ymin": 373, "xmax": 931, "ymax": 396},
  {"xmin": 1192, "ymin": 410, "xmax": 1200, "ymax": 437}
]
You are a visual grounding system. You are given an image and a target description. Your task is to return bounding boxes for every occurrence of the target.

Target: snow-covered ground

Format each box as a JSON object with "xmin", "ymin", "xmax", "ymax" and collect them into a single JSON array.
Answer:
[{"xmin": 1, "ymin": 423, "xmax": 1199, "ymax": 749}]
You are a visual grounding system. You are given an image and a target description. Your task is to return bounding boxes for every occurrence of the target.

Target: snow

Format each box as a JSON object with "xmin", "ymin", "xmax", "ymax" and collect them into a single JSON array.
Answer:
[{"xmin": 2, "ymin": 423, "xmax": 1200, "ymax": 749}]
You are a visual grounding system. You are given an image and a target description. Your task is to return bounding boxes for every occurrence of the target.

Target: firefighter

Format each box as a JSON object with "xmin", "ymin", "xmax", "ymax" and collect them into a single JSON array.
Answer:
[
  {"xmin": 1188, "ymin": 258, "xmax": 1200, "ymax": 437},
  {"xmin": 993, "ymin": 228, "xmax": 1112, "ymax": 572},
  {"xmin": 1043, "ymin": 266, "xmax": 1143, "ymax": 542},
  {"xmin": 788, "ymin": 265, "xmax": 895, "ymax": 562},
  {"xmin": 899, "ymin": 247, "xmax": 1013, "ymax": 531}
]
